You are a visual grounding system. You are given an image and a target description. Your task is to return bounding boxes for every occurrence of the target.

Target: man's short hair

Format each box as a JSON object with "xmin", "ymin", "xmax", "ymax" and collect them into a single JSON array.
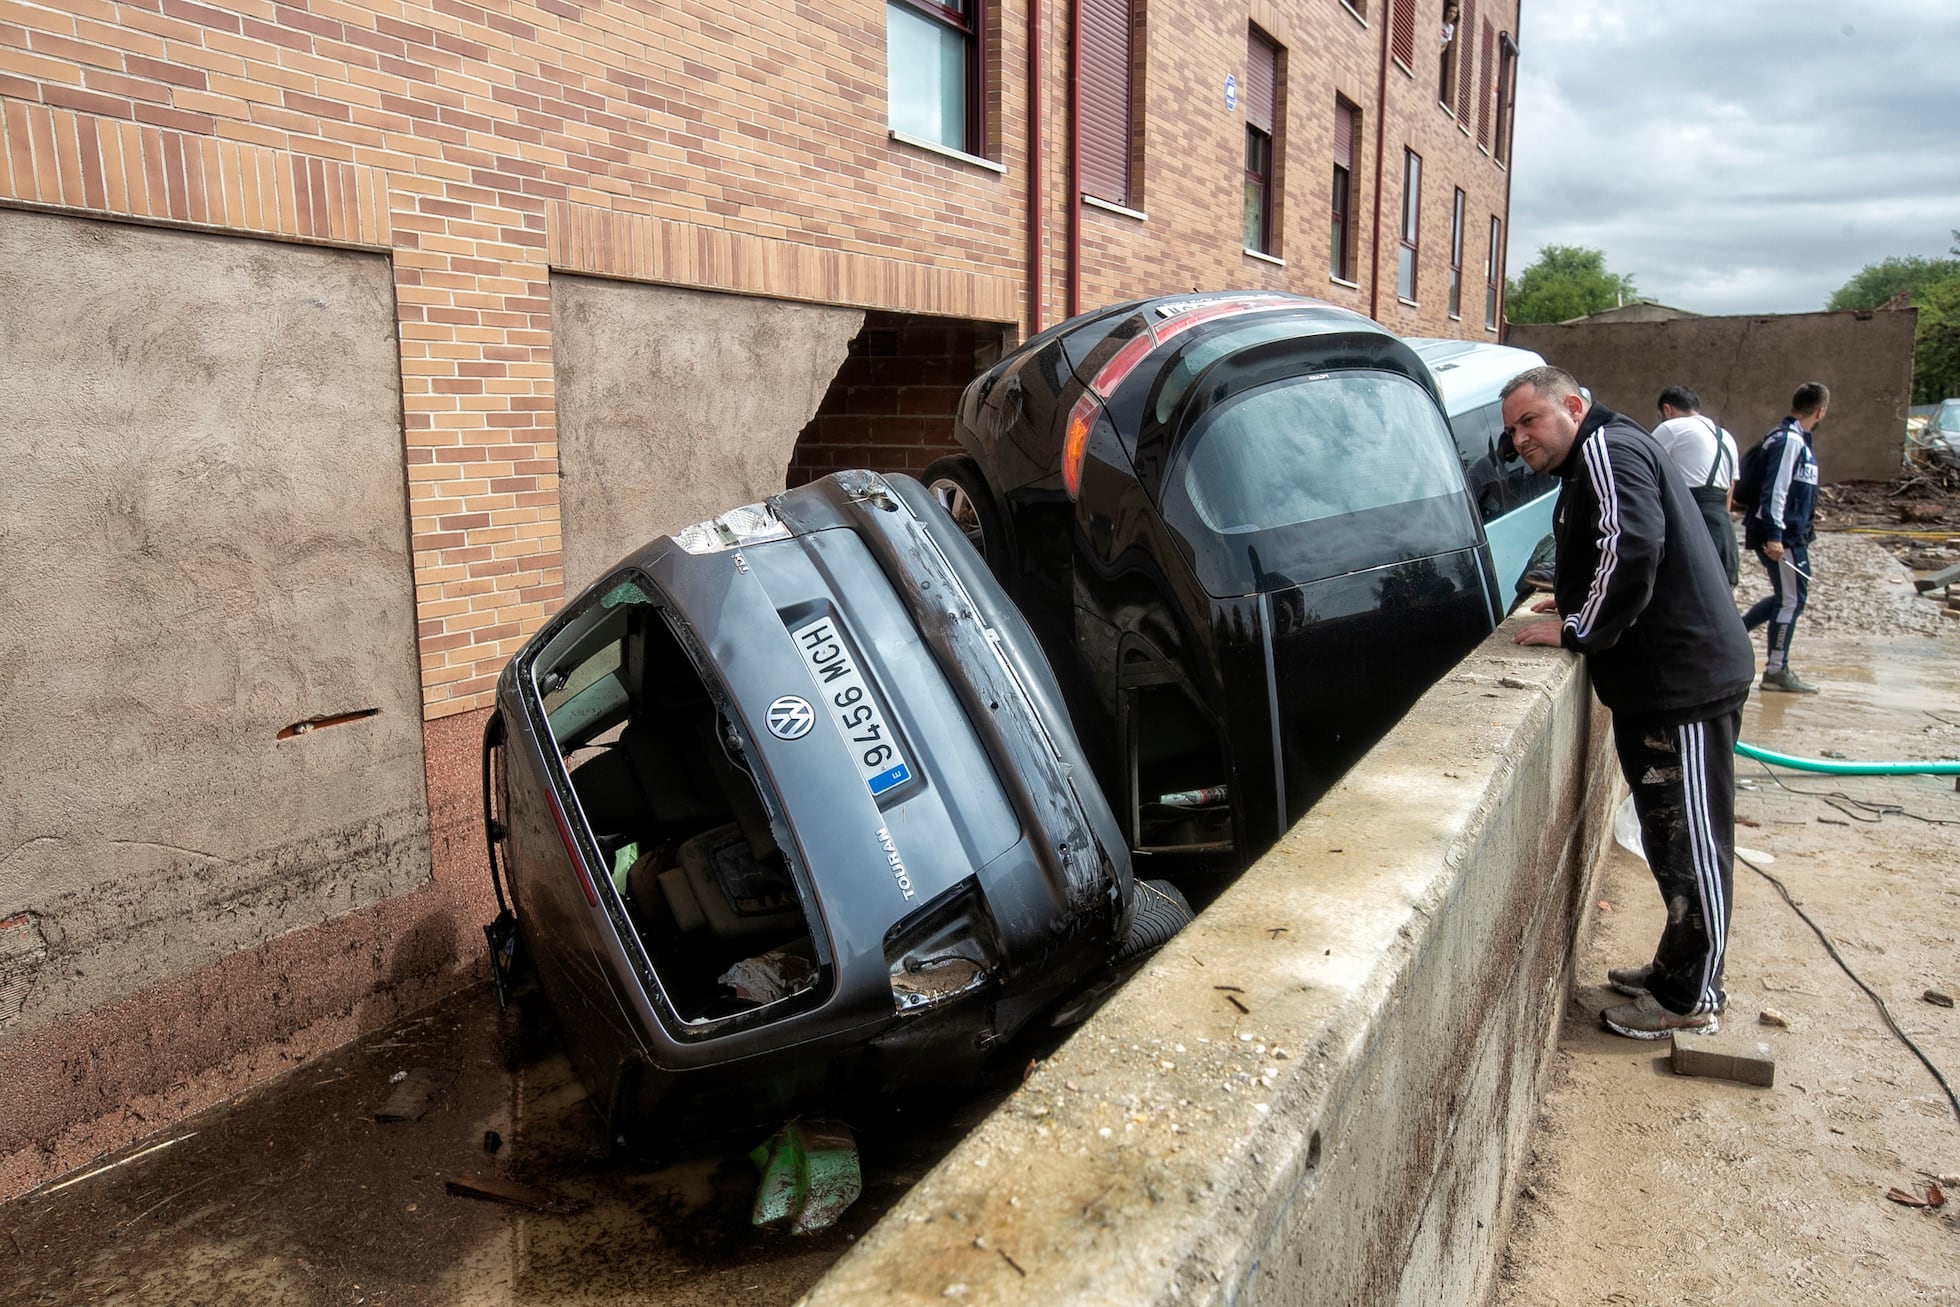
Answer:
[
  {"xmin": 1657, "ymin": 385, "xmax": 1701, "ymax": 413},
  {"xmin": 1500, "ymin": 364, "xmax": 1582, "ymax": 405},
  {"xmin": 1791, "ymin": 382, "xmax": 1830, "ymax": 416}
]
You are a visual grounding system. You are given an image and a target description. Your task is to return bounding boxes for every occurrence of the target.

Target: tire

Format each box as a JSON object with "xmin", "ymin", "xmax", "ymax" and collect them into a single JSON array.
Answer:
[
  {"xmin": 922, "ymin": 454, "xmax": 1006, "ymax": 574},
  {"xmin": 1115, "ymin": 879, "xmax": 1194, "ymax": 963}
]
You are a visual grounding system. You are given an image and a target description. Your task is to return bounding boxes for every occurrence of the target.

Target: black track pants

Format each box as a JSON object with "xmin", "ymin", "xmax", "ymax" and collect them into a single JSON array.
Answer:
[{"xmin": 1613, "ymin": 710, "xmax": 1739, "ymax": 1016}]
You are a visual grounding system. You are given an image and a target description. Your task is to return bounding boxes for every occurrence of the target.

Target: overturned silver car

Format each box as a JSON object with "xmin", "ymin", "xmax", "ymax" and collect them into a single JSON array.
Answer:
[{"xmin": 484, "ymin": 471, "xmax": 1186, "ymax": 1137}]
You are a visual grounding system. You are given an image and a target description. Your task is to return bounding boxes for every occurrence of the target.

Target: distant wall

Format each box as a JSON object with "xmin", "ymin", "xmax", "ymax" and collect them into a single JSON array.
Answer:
[{"xmin": 1507, "ymin": 309, "xmax": 1917, "ymax": 482}]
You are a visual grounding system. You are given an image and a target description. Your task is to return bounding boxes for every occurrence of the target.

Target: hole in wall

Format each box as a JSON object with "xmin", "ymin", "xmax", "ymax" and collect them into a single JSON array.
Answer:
[{"xmin": 277, "ymin": 708, "xmax": 381, "ymax": 740}]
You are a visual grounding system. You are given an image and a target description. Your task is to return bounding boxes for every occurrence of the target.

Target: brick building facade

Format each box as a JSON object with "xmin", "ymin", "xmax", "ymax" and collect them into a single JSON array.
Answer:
[{"xmin": 0, "ymin": 0, "xmax": 1520, "ymax": 1194}]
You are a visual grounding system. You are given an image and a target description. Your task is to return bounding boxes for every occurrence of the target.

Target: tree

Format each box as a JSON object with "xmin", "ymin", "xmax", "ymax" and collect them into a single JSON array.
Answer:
[
  {"xmin": 1503, "ymin": 245, "xmax": 1639, "ymax": 324},
  {"xmin": 1825, "ymin": 253, "xmax": 1959, "ymax": 311},
  {"xmin": 1828, "ymin": 234, "xmax": 1960, "ymax": 402}
]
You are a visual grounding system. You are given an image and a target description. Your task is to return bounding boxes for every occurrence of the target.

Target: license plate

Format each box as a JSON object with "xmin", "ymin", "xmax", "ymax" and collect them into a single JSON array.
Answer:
[{"xmin": 791, "ymin": 616, "xmax": 913, "ymax": 798}]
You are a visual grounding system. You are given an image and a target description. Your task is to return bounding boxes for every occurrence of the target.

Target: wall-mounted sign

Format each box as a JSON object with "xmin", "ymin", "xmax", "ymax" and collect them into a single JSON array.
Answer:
[{"xmin": 1224, "ymin": 72, "xmax": 1238, "ymax": 112}]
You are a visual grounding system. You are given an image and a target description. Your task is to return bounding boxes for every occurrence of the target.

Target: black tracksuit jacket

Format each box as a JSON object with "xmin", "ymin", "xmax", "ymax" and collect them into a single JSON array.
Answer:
[{"xmin": 1550, "ymin": 405, "xmax": 1754, "ymax": 725}]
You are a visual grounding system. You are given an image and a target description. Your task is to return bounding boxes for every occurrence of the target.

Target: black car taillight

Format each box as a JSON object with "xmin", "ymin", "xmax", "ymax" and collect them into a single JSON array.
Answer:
[{"xmin": 883, "ymin": 884, "xmax": 1001, "ymax": 1016}]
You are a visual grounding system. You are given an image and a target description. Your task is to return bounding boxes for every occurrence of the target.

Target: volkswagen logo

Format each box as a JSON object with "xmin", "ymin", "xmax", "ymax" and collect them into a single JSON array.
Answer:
[{"xmin": 766, "ymin": 695, "xmax": 815, "ymax": 740}]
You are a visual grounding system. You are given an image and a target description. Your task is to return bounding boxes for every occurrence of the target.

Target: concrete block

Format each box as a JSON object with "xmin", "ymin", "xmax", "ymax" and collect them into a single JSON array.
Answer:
[{"xmin": 1671, "ymin": 1026, "xmax": 1776, "ymax": 1087}]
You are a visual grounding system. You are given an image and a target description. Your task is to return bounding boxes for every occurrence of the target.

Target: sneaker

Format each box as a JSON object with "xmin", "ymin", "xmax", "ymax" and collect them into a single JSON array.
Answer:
[
  {"xmin": 1606, "ymin": 963, "xmax": 1654, "ymax": 997},
  {"xmin": 1601, "ymin": 993, "xmax": 1718, "ymax": 1040},
  {"xmin": 1760, "ymin": 667, "xmax": 1819, "ymax": 694}
]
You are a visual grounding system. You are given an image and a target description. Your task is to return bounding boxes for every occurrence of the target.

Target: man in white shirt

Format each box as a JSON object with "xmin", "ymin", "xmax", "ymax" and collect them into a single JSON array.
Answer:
[{"xmin": 1652, "ymin": 386, "xmax": 1740, "ymax": 585}]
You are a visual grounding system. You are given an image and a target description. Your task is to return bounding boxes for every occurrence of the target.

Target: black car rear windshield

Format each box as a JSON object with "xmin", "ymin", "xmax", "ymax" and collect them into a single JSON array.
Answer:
[{"xmin": 1163, "ymin": 369, "xmax": 1481, "ymax": 595}]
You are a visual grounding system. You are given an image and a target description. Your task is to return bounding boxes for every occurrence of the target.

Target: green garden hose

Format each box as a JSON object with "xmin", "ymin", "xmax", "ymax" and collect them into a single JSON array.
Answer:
[{"xmin": 1735, "ymin": 740, "xmax": 1960, "ymax": 776}]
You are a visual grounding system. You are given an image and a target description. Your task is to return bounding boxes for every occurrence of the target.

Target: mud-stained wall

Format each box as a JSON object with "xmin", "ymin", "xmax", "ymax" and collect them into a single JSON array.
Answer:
[
  {"xmin": 1506, "ymin": 310, "xmax": 1917, "ymax": 482},
  {"xmin": 0, "ymin": 210, "xmax": 429, "ymax": 1037},
  {"xmin": 552, "ymin": 279, "xmax": 862, "ymax": 592}
]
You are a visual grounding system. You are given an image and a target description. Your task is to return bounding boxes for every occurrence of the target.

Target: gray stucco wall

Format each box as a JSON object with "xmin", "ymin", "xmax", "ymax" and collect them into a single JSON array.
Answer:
[
  {"xmin": 0, "ymin": 210, "xmax": 430, "ymax": 1037},
  {"xmin": 1506, "ymin": 309, "xmax": 1917, "ymax": 482},
  {"xmin": 552, "ymin": 278, "xmax": 864, "ymax": 593}
]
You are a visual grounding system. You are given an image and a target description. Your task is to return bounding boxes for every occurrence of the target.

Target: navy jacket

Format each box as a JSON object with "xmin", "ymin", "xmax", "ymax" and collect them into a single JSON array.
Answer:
[
  {"xmin": 1550, "ymin": 405, "xmax": 1754, "ymax": 724},
  {"xmin": 1744, "ymin": 417, "xmax": 1818, "ymax": 548}
]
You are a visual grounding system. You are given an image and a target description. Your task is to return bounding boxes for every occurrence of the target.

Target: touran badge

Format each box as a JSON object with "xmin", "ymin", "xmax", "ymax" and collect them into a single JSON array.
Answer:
[{"xmin": 766, "ymin": 695, "xmax": 815, "ymax": 740}]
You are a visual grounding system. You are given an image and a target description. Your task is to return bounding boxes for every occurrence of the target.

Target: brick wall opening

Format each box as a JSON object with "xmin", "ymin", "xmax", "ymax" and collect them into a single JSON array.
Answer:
[{"xmin": 786, "ymin": 312, "xmax": 1015, "ymax": 486}]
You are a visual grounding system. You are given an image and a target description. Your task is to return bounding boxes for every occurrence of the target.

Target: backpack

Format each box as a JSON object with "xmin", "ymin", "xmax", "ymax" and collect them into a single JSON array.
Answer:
[{"xmin": 1729, "ymin": 432, "xmax": 1773, "ymax": 514}]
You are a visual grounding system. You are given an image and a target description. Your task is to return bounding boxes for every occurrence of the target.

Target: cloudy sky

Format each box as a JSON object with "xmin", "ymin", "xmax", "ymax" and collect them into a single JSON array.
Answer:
[{"xmin": 1507, "ymin": 1, "xmax": 1960, "ymax": 315}]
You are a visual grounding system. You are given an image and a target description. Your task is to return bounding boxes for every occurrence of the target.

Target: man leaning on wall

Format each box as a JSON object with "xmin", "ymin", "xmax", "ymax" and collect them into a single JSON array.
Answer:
[{"xmin": 1503, "ymin": 366, "xmax": 1755, "ymax": 1040}]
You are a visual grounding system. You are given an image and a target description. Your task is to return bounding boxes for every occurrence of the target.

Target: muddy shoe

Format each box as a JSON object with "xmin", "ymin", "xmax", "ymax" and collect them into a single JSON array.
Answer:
[
  {"xmin": 1602, "ymin": 993, "xmax": 1718, "ymax": 1040},
  {"xmin": 1759, "ymin": 667, "xmax": 1819, "ymax": 694},
  {"xmin": 1606, "ymin": 963, "xmax": 1654, "ymax": 997}
]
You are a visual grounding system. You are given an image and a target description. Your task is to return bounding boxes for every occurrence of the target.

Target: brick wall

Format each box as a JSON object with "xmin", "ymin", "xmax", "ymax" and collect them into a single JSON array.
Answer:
[
  {"xmin": 1, "ymin": 0, "xmax": 1523, "ymax": 1193},
  {"xmin": 786, "ymin": 313, "xmax": 1010, "ymax": 486},
  {"xmin": 3, "ymin": 0, "xmax": 1516, "ymax": 716}
]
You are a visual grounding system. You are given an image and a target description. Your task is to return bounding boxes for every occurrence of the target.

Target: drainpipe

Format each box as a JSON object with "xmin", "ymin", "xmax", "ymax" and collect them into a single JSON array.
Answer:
[
  {"xmin": 1028, "ymin": 0, "xmax": 1045, "ymax": 333},
  {"xmin": 1066, "ymin": 0, "xmax": 1082, "ymax": 319},
  {"xmin": 1368, "ymin": 2, "xmax": 1391, "ymax": 322}
]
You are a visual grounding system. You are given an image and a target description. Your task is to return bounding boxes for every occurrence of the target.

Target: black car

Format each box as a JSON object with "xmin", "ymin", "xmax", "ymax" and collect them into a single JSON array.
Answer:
[
  {"xmin": 925, "ymin": 292, "xmax": 1501, "ymax": 873},
  {"xmin": 483, "ymin": 471, "xmax": 1184, "ymax": 1137}
]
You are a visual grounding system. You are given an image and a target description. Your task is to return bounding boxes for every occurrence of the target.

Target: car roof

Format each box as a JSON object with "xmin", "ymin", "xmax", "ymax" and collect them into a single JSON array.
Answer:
[
  {"xmin": 1403, "ymin": 338, "xmax": 1546, "ymax": 411},
  {"xmin": 1059, "ymin": 291, "xmax": 1392, "ymax": 382}
]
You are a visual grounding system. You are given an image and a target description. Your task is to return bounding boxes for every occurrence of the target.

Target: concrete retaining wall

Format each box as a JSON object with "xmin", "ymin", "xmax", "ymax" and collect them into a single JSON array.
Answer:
[{"xmin": 801, "ymin": 620, "xmax": 1616, "ymax": 1306}]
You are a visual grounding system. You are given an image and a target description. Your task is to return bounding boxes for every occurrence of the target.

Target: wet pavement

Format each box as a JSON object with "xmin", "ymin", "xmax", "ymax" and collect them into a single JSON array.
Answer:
[
  {"xmin": 7, "ymin": 535, "xmax": 1952, "ymax": 1307},
  {"xmin": 0, "ymin": 977, "xmax": 1035, "ymax": 1306}
]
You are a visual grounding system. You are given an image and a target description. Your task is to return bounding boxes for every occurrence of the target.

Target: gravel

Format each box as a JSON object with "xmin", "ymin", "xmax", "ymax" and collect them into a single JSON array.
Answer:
[{"xmin": 1732, "ymin": 529, "xmax": 1953, "ymax": 637}]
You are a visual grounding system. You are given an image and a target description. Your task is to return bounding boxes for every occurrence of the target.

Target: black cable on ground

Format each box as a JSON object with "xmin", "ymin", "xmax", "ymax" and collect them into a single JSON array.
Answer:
[
  {"xmin": 1737, "ymin": 852, "xmax": 1960, "ymax": 1129},
  {"xmin": 1744, "ymin": 757, "xmax": 1960, "ymax": 825}
]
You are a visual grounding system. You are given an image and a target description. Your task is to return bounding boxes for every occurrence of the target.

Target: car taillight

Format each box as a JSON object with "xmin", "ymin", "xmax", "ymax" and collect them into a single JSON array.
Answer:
[
  {"xmin": 1063, "ymin": 296, "xmax": 1296, "ymax": 500},
  {"xmin": 884, "ymin": 885, "xmax": 1001, "ymax": 1016},
  {"xmin": 674, "ymin": 501, "xmax": 792, "ymax": 554},
  {"xmin": 1062, "ymin": 393, "xmax": 1098, "ymax": 499},
  {"xmin": 543, "ymin": 785, "xmax": 600, "ymax": 907}
]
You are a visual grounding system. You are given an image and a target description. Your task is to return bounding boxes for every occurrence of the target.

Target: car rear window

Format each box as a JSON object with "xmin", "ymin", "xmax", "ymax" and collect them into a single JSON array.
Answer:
[{"xmin": 1163, "ymin": 369, "xmax": 1482, "ymax": 595}]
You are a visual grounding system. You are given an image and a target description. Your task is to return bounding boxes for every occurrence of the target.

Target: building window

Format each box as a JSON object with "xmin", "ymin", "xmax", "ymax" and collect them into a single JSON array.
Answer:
[
  {"xmin": 1330, "ymin": 98, "xmax": 1359, "ymax": 281},
  {"xmin": 887, "ymin": 0, "xmax": 983, "ymax": 155},
  {"xmin": 1448, "ymin": 187, "xmax": 1465, "ymax": 318},
  {"xmin": 1398, "ymin": 148, "xmax": 1421, "ymax": 301},
  {"xmin": 1080, "ymin": 0, "xmax": 1137, "ymax": 205},
  {"xmin": 1495, "ymin": 32, "xmax": 1518, "ymax": 164},
  {"xmin": 1476, "ymin": 19, "xmax": 1495, "ymax": 149},
  {"xmin": 1389, "ymin": 0, "xmax": 1416, "ymax": 71},
  {"xmin": 1454, "ymin": 0, "xmax": 1476, "ymax": 122},
  {"xmin": 1486, "ymin": 215, "xmax": 1502, "ymax": 328},
  {"xmin": 1438, "ymin": 1, "xmax": 1462, "ymax": 109},
  {"xmin": 1244, "ymin": 28, "xmax": 1281, "ymax": 254}
]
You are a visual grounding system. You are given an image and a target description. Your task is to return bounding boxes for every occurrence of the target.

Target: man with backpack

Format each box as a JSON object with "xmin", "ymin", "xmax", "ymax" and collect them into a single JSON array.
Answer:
[
  {"xmin": 1503, "ymin": 366, "xmax": 1754, "ymax": 1039},
  {"xmin": 1737, "ymin": 383, "xmax": 1829, "ymax": 694},
  {"xmin": 1652, "ymin": 386, "xmax": 1741, "ymax": 586}
]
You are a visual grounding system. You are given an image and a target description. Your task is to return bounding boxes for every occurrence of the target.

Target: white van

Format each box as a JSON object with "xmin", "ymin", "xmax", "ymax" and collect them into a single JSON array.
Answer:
[{"xmin": 1407, "ymin": 338, "xmax": 1559, "ymax": 604}]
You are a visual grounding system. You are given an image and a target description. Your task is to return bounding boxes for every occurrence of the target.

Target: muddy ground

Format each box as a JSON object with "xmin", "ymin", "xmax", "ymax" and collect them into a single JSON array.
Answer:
[
  {"xmin": 1496, "ymin": 530, "xmax": 1960, "ymax": 1305},
  {"xmin": 2, "ymin": 531, "xmax": 1953, "ymax": 1306}
]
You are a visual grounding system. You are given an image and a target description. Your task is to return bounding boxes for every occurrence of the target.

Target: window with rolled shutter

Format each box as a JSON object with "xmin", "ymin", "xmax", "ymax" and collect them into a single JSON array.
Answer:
[
  {"xmin": 1243, "ymin": 27, "xmax": 1279, "ymax": 252},
  {"xmin": 1495, "ymin": 33, "xmax": 1518, "ymax": 163},
  {"xmin": 1081, "ymin": 0, "xmax": 1135, "ymax": 205},
  {"xmin": 1454, "ymin": 0, "xmax": 1476, "ymax": 121},
  {"xmin": 1390, "ymin": 0, "xmax": 1416, "ymax": 70},
  {"xmin": 1330, "ymin": 97, "xmax": 1358, "ymax": 280},
  {"xmin": 1477, "ymin": 20, "xmax": 1495, "ymax": 148}
]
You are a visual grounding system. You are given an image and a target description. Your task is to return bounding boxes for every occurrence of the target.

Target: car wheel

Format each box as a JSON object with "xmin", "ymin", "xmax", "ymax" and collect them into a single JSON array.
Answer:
[
  {"xmin": 1115, "ymin": 879, "xmax": 1195, "ymax": 963},
  {"xmin": 922, "ymin": 455, "xmax": 1005, "ymax": 570}
]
